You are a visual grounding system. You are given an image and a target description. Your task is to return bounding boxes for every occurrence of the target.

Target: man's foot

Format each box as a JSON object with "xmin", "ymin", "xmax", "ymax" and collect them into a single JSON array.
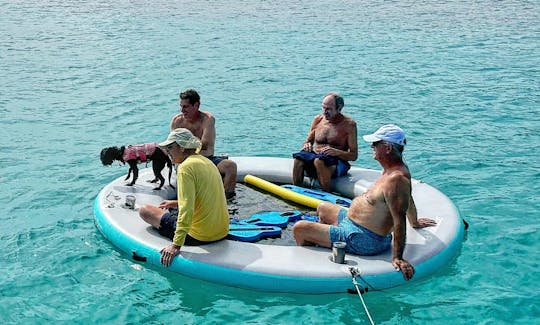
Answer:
[{"xmin": 225, "ymin": 190, "xmax": 236, "ymax": 200}]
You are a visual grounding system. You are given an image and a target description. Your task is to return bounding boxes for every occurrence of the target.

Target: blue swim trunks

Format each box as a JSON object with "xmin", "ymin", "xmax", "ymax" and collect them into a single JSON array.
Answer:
[
  {"xmin": 292, "ymin": 150, "xmax": 350, "ymax": 178},
  {"xmin": 329, "ymin": 209, "xmax": 392, "ymax": 256}
]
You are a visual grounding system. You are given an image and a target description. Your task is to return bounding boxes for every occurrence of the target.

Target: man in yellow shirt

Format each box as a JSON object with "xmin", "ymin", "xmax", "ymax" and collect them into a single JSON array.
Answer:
[{"xmin": 138, "ymin": 128, "xmax": 230, "ymax": 267}]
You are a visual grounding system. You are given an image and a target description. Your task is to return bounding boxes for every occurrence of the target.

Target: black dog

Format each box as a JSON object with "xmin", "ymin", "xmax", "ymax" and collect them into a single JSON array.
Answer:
[{"xmin": 100, "ymin": 143, "xmax": 173, "ymax": 190}]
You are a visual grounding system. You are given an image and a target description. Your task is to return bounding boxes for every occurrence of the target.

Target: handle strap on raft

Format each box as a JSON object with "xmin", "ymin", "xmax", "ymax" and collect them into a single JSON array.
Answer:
[{"xmin": 349, "ymin": 266, "xmax": 375, "ymax": 325}]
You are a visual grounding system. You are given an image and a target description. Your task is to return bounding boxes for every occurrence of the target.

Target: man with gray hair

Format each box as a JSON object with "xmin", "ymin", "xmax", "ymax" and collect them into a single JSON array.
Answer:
[
  {"xmin": 293, "ymin": 124, "xmax": 436, "ymax": 280},
  {"xmin": 292, "ymin": 92, "xmax": 358, "ymax": 192},
  {"xmin": 138, "ymin": 128, "xmax": 229, "ymax": 267}
]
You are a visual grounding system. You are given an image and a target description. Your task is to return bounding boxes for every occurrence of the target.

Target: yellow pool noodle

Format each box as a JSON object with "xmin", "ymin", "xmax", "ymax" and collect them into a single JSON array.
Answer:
[{"xmin": 244, "ymin": 174, "xmax": 350, "ymax": 210}]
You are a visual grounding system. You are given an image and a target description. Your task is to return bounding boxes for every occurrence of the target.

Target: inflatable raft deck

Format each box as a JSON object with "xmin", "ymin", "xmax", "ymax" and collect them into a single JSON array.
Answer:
[{"xmin": 94, "ymin": 156, "xmax": 465, "ymax": 294}]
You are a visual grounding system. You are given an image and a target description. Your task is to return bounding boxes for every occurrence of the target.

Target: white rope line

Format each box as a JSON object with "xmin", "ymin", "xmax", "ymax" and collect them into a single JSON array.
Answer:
[{"xmin": 349, "ymin": 267, "xmax": 375, "ymax": 325}]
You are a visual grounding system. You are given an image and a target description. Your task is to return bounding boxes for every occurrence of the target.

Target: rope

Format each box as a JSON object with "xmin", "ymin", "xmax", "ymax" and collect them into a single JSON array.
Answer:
[{"xmin": 349, "ymin": 267, "xmax": 375, "ymax": 325}]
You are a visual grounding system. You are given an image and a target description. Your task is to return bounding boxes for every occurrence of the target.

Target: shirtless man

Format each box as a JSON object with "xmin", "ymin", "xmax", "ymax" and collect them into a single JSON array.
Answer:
[
  {"xmin": 292, "ymin": 92, "xmax": 358, "ymax": 192},
  {"xmin": 293, "ymin": 124, "xmax": 436, "ymax": 280},
  {"xmin": 170, "ymin": 89, "xmax": 237, "ymax": 198}
]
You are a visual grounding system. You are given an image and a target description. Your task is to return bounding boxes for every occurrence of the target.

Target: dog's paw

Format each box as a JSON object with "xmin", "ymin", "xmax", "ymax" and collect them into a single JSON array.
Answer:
[
  {"xmin": 126, "ymin": 183, "xmax": 134, "ymax": 187},
  {"xmin": 152, "ymin": 186, "xmax": 163, "ymax": 190}
]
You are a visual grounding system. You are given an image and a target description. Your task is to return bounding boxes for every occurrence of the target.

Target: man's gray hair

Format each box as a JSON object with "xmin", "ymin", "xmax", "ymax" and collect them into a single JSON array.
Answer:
[
  {"xmin": 326, "ymin": 92, "xmax": 344, "ymax": 111},
  {"xmin": 390, "ymin": 142, "xmax": 405, "ymax": 158}
]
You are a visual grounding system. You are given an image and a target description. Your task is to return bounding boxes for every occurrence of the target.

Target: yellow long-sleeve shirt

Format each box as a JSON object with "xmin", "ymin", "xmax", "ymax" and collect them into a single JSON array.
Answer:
[{"xmin": 173, "ymin": 155, "xmax": 229, "ymax": 246}]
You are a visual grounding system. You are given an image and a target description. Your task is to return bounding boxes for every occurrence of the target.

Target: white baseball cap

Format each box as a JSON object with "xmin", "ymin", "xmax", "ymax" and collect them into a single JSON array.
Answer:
[{"xmin": 362, "ymin": 124, "xmax": 406, "ymax": 146}]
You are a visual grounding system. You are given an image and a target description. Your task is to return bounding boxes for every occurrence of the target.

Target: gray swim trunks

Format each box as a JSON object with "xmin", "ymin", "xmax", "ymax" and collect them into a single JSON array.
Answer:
[{"xmin": 329, "ymin": 209, "xmax": 392, "ymax": 256}]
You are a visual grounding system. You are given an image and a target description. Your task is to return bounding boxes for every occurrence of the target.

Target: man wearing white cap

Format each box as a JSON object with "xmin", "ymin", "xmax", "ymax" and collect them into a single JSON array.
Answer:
[
  {"xmin": 138, "ymin": 128, "xmax": 230, "ymax": 267},
  {"xmin": 293, "ymin": 124, "xmax": 436, "ymax": 280}
]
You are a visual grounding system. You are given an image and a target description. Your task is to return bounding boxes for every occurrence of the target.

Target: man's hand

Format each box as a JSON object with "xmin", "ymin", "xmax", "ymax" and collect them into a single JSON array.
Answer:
[
  {"xmin": 302, "ymin": 142, "xmax": 312, "ymax": 152},
  {"xmin": 160, "ymin": 243, "xmax": 181, "ymax": 267},
  {"xmin": 317, "ymin": 145, "xmax": 340, "ymax": 156},
  {"xmin": 158, "ymin": 200, "xmax": 178, "ymax": 210},
  {"xmin": 412, "ymin": 218, "xmax": 437, "ymax": 228},
  {"xmin": 392, "ymin": 258, "xmax": 415, "ymax": 280}
]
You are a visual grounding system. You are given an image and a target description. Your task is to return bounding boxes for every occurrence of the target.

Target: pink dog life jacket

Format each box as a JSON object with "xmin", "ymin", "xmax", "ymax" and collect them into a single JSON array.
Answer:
[{"xmin": 122, "ymin": 143, "xmax": 157, "ymax": 163}]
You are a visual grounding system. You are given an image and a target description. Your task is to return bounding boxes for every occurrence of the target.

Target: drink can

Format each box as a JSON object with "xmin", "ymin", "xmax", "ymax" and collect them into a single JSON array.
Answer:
[
  {"xmin": 332, "ymin": 241, "xmax": 347, "ymax": 264},
  {"xmin": 125, "ymin": 195, "xmax": 136, "ymax": 209}
]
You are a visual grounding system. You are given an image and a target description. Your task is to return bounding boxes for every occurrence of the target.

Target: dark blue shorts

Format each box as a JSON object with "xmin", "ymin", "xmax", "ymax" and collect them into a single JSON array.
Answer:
[
  {"xmin": 328, "ymin": 209, "xmax": 392, "ymax": 256},
  {"xmin": 158, "ymin": 212, "xmax": 212, "ymax": 246},
  {"xmin": 206, "ymin": 155, "xmax": 226, "ymax": 166},
  {"xmin": 292, "ymin": 150, "xmax": 350, "ymax": 178}
]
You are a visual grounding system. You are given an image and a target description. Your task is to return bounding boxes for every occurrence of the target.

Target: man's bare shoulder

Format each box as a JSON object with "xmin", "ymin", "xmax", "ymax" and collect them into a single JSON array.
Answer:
[
  {"xmin": 383, "ymin": 170, "xmax": 412, "ymax": 192},
  {"xmin": 171, "ymin": 114, "xmax": 186, "ymax": 126},
  {"xmin": 311, "ymin": 114, "xmax": 324, "ymax": 126},
  {"xmin": 200, "ymin": 111, "xmax": 215, "ymax": 124},
  {"xmin": 342, "ymin": 115, "xmax": 357, "ymax": 127}
]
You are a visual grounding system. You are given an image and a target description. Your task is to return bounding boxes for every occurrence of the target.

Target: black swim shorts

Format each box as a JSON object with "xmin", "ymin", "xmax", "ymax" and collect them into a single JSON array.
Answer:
[{"xmin": 158, "ymin": 211, "xmax": 213, "ymax": 246}]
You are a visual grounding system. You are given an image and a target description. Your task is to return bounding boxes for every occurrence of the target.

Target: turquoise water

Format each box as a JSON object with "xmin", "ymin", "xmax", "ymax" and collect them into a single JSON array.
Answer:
[{"xmin": 1, "ymin": 0, "xmax": 539, "ymax": 323}]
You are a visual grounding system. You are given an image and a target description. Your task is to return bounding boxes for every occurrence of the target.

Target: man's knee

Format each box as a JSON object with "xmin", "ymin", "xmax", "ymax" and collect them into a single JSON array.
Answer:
[
  {"xmin": 139, "ymin": 204, "xmax": 165, "ymax": 228},
  {"xmin": 218, "ymin": 159, "xmax": 237, "ymax": 175},
  {"xmin": 138, "ymin": 205, "xmax": 153, "ymax": 221},
  {"xmin": 317, "ymin": 202, "xmax": 339, "ymax": 224},
  {"xmin": 317, "ymin": 201, "xmax": 330, "ymax": 213},
  {"xmin": 293, "ymin": 220, "xmax": 310, "ymax": 241},
  {"xmin": 313, "ymin": 158, "xmax": 325, "ymax": 169},
  {"xmin": 313, "ymin": 159, "xmax": 330, "ymax": 178},
  {"xmin": 317, "ymin": 202, "xmax": 332, "ymax": 217},
  {"xmin": 314, "ymin": 158, "xmax": 336, "ymax": 175}
]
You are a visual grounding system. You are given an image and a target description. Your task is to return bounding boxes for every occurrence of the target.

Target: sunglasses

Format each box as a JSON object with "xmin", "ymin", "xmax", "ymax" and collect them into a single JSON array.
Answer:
[{"xmin": 164, "ymin": 142, "xmax": 177, "ymax": 151}]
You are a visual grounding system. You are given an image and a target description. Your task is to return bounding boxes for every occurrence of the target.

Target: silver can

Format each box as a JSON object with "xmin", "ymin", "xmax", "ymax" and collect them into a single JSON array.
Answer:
[
  {"xmin": 125, "ymin": 195, "xmax": 136, "ymax": 209},
  {"xmin": 332, "ymin": 241, "xmax": 347, "ymax": 264}
]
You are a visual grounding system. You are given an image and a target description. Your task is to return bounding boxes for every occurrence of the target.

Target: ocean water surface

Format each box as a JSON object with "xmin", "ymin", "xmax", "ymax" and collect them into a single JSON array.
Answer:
[{"xmin": 1, "ymin": 0, "xmax": 539, "ymax": 324}]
